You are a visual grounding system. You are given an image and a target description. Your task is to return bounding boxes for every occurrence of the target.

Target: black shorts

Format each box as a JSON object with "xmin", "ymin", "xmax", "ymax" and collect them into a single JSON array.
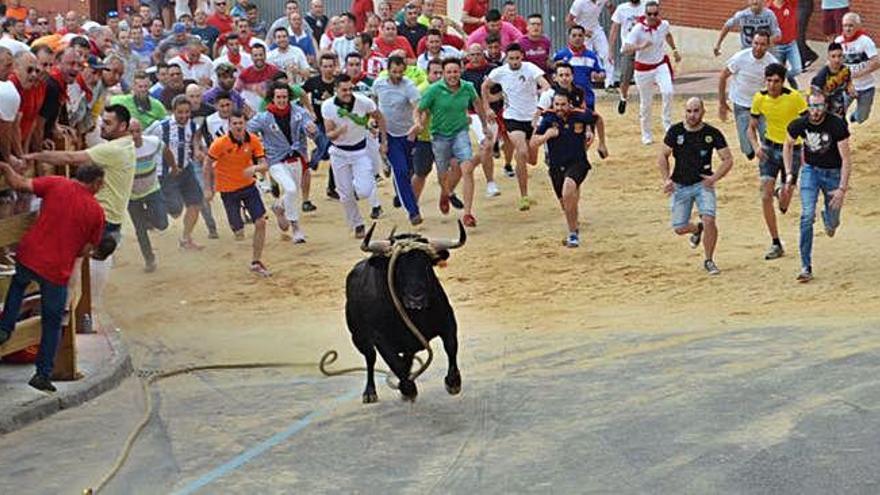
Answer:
[
  {"xmin": 549, "ymin": 162, "xmax": 590, "ymax": 199},
  {"xmin": 221, "ymin": 184, "xmax": 266, "ymax": 232},
  {"xmin": 161, "ymin": 166, "xmax": 203, "ymax": 217},
  {"xmin": 503, "ymin": 119, "xmax": 534, "ymax": 140}
]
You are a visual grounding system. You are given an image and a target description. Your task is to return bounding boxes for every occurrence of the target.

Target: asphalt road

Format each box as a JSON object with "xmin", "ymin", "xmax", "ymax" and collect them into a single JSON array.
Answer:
[{"xmin": 2, "ymin": 323, "xmax": 879, "ymax": 495}]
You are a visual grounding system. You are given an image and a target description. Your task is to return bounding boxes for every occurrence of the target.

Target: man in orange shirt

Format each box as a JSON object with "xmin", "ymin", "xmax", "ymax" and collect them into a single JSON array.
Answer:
[
  {"xmin": 205, "ymin": 110, "xmax": 272, "ymax": 276},
  {"xmin": 5, "ymin": 0, "xmax": 28, "ymax": 21}
]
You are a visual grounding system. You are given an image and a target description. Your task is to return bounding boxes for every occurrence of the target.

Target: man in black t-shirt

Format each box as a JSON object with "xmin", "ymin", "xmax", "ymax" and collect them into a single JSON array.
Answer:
[
  {"xmin": 658, "ymin": 98, "xmax": 734, "ymax": 275},
  {"xmin": 783, "ymin": 91, "xmax": 852, "ymax": 283},
  {"xmin": 301, "ymin": 53, "xmax": 339, "ymax": 209},
  {"xmin": 809, "ymin": 42, "xmax": 854, "ymax": 120}
]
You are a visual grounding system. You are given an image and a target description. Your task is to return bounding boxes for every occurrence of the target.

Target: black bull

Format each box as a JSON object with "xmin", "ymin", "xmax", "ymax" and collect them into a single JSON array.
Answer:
[{"xmin": 345, "ymin": 222, "xmax": 466, "ymax": 403}]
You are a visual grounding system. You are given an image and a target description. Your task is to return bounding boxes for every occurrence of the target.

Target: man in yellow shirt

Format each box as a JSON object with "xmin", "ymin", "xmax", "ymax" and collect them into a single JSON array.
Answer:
[{"xmin": 747, "ymin": 63, "xmax": 807, "ymax": 260}]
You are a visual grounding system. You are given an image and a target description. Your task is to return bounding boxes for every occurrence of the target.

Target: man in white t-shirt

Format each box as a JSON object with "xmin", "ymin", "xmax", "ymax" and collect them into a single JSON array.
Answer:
[
  {"xmin": 622, "ymin": 0, "xmax": 681, "ymax": 144},
  {"xmin": 267, "ymin": 27, "xmax": 310, "ymax": 84},
  {"xmin": 416, "ymin": 29, "xmax": 461, "ymax": 70},
  {"xmin": 609, "ymin": 0, "xmax": 645, "ymax": 114},
  {"xmin": 482, "ymin": 43, "xmax": 549, "ymax": 211},
  {"xmin": 169, "ymin": 39, "xmax": 214, "ymax": 87},
  {"xmin": 0, "ymin": 78, "xmax": 21, "ymax": 158},
  {"xmin": 321, "ymin": 74, "xmax": 387, "ymax": 238},
  {"xmin": 835, "ymin": 12, "xmax": 879, "ymax": 123},
  {"xmin": 567, "ymin": 0, "xmax": 614, "ymax": 88},
  {"xmin": 718, "ymin": 29, "xmax": 777, "ymax": 158}
]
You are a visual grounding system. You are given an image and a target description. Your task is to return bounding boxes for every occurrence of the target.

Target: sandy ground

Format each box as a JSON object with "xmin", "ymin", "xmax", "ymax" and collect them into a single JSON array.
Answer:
[{"xmin": 105, "ymin": 96, "xmax": 880, "ymax": 369}]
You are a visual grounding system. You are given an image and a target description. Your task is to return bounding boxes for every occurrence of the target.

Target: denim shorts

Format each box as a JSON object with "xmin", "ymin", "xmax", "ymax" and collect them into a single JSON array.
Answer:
[
  {"xmin": 670, "ymin": 182, "xmax": 716, "ymax": 228},
  {"xmin": 431, "ymin": 128, "xmax": 473, "ymax": 174},
  {"xmin": 759, "ymin": 143, "xmax": 801, "ymax": 183}
]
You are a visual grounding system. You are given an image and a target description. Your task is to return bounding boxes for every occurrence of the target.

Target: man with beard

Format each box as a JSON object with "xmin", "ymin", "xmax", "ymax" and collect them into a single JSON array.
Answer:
[
  {"xmin": 203, "ymin": 63, "xmax": 250, "ymax": 114},
  {"xmin": 657, "ymin": 97, "xmax": 733, "ymax": 275},
  {"xmin": 537, "ymin": 63, "xmax": 608, "ymax": 159},
  {"xmin": 554, "ymin": 25, "xmax": 605, "ymax": 112},
  {"xmin": 268, "ymin": 27, "xmax": 310, "ymax": 84},
  {"xmin": 159, "ymin": 63, "xmax": 188, "ymax": 110},
  {"xmin": 111, "ymin": 71, "xmax": 168, "ymax": 128},
  {"xmin": 235, "ymin": 43, "xmax": 280, "ymax": 112},
  {"xmin": 38, "ymin": 47, "xmax": 79, "ymax": 146},
  {"xmin": 783, "ymin": 92, "xmax": 851, "ymax": 283},
  {"xmin": 212, "ymin": 33, "xmax": 253, "ymax": 74}
]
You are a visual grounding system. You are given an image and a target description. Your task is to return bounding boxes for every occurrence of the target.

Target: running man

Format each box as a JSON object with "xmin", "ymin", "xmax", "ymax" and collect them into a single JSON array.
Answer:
[
  {"xmin": 247, "ymin": 82, "xmax": 317, "ymax": 244},
  {"xmin": 747, "ymin": 62, "xmax": 807, "ymax": 260},
  {"xmin": 658, "ymin": 97, "xmax": 734, "ymax": 275},
  {"xmin": 622, "ymin": 1, "xmax": 681, "ymax": 145},
  {"xmin": 783, "ymin": 92, "xmax": 851, "ymax": 282},
  {"xmin": 204, "ymin": 110, "xmax": 272, "ymax": 276},
  {"xmin": 373, "ymin": 55, "xmax": 424, "ymax": 225},
  {"xmin": 419, "ymin": 57, "xmax": 491, "ymax": 227},
  {"xmin": 530, "ymin": 90, "xmax": 604, "ymax": 248},
  {"xmin": 128, "ymin": 119, "xmax": 169, "ymax": 273},
  {"xmin": 482, "ymin": 43, "xmax": 550, "ymax": 211},
  {"xmin": 322, "ymin": 74, "xmax": 388, "ymax": 238}
]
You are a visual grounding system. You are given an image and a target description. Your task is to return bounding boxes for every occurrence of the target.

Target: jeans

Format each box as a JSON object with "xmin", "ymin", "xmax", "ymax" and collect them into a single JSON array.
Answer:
[
  {"xmin": 191, "ymin": 161, "xmax": 218, "ymax": 234},
  {"xmin": 734, "ymin": 104, "xmax": 766, "ymax": 158},
  {"xmin": 844, "ymin": 87, "xmax": 875, "ymax": 123},
  {"xmin": 797, "ymin": 0, "xmax": 818, "ymax": 63},
  {"xmin": 431, "ymin": 129, "xmax": 474, "ymax": 174},
  {"xmin": 127, "ymin": 190, "xmax": 169, "ymax": 265},
  {"xmin": 772, "ymin": 41, "xmax": 802, "ymax": 89},
  {"xmin": 799, "ymin": 164, "xmax": 842, "ymax": 270},
  {"xmin": 386, "ymin": 135, "xmax": 420, "ymax": 219},
  {"xmin": 0, "ymin": 263, "xmax": 68, "ymax": 378}
]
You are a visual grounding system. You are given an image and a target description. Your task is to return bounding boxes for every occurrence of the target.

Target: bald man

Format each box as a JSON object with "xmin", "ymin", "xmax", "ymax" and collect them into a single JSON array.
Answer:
[
  {"xmin": 834, "ymin": 12, "xmax": 879, "ymax": 124},
  {"xmin": 658, "ymin": 98, "xmax": 734, "ymax": 275}
]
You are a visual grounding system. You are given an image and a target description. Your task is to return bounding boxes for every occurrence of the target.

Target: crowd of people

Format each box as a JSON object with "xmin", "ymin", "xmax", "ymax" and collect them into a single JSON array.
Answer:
[{"xmin": 0, "ymin": 0, "xmax": 876, "ymax": 390}]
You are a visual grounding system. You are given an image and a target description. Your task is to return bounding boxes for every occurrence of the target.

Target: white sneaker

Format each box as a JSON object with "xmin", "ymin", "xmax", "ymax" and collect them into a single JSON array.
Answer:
[
  {"xmin": 291, "ymin": 223, "xmax": 306, "ymax": 244},
  {"xmin": 486, "ymin": 181, "xmax": 501, "ymax": 198},
  {"xmin": 641, "ymin": 136, "xmax": 654, "ymax": 145}
]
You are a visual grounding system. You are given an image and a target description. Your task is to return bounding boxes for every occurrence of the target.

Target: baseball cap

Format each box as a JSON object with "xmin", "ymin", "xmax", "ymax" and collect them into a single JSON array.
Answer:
[
  {"xmin": 172, "ymin": 22, "xmax": 186, "ymax": 34},
  {"xmin": 87, "ymin": 55, "xmax": 107, "ymax": 70},
  {"xmin": 107, "ymin": 10, "xmax": 119, "ymax": 19}
]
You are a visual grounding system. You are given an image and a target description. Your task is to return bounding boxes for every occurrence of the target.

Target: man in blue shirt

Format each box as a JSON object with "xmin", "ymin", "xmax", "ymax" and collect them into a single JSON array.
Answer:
[
  {"xmin": 553, "ymin": 25, "xmax": 606, "ymax": 110},
  {"xmin": 530, "ymin": 90, "xmax": 605, "ymax": 248}
]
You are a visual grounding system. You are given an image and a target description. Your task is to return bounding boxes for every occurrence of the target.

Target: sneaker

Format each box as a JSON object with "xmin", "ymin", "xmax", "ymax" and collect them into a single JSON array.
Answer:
[
  {"xmin": 250, "ymin": 260, "xmax": 272, "ymax": 278},
  {"xmin": 302, "ymin": 200, "xmax": 317, "ymax": 212},
  {"xmin": 144, "ymin": 259, "xmax": 157, "ymax": 273},
  {"xmin": 439, "ymin": 194, "xmax": 450, "ymax": 215},
  {"xmin": 503, "ymin": 164, "xmax": 515, "ymax": 178},
  {"xmin": 486, "ymin": 181, "xmax": 501, "ymax": 198},
  {"xmin": 565, "ymin": 232, "xmax": 580, "ymax": 248},
  {"xmin": 704, "ymin": 259, "xmax": 721, "ymax": 275},
  {"xmin": 448, "ymin": 193, "xmax": 464, "ymax": 210},
  {"xmin": 207, "ymin": 230, "xmax": 220, "ymax": 239},
  {"xmin": 370, "ymin": 205, "xmax": 383, "ymax": 219},
  {"xmin": 28, "ymin": 374, "xmax": 56, "ymax": 393},
  {"xmin": 641, "ymin": 136, "xmax": 654, "ymax": 145},
  {"xmin": 518, "ymin": 196, "xmax": 531, "ymax": 211},
  {"xmin": 410, "ymin": 214, "xmax": 423, "ymax": 226},
  {"xmin": 234, "ymin": 231, "xmax": 246, "ymax": 241},
  {"xmin": 179, "ymin": 238, "xmax": 205, "ymax": 251},
  {"xmin": 462, "ymin": 213, "xmax": 477, "ymax": 227},
  {"xmin": 797, "ymin": 267, "xmax": 813, "ymax": 283},
  {"xmin": 617, "ymin": 98, "xmax": 627, "ymax": 115},
  {"xmin": 326, "ymin": 189, "xmax": 340, "ymax": 200},
  {"xmin": 689, "ymin": 222, "xmax": 703, "ymax": 249},
  {"xmin": 0, "ymin": 329, "xmax": 9, "ymax": 345},
  {"xmin": 764, "ymin": 243, "xmax": 784, "ymax": 260},
  {"xmin": 291, "ymin": 225, "xmax": 306, "ymax": 244},
  {"xmin": 354, "ymin": 225, "xmax": 366, "ymax": 239},
  {"xmin": 393, "ymin": 196, "xmax": 401, "ymax": 208}
]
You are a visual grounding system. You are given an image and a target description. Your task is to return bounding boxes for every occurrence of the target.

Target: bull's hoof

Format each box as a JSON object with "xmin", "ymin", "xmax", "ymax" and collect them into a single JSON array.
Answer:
[
  {"xmin": 363, "ymin": 391, "xmax": 378, "ymax": 404},
  {"xmin": 445, "ymin": 374, "xmax": 462, "ymax": 395},
  {"xmin": 399, "ymin": 379, "xmax": 418, "ymax": 401}
]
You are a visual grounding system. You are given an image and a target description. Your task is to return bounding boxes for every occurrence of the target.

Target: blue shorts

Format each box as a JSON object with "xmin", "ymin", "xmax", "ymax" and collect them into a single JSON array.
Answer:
[
  {"xmin": 431, "ymin": 129, "xmax": 473, "ymax": 174},
  {"xmin": 220, "ymin": 184, "xmax": 266, "ymax": 232},
  {"xmin": 670, "ymin": 182, "xmax": 716, "ymax": 229},
  {"xmin": 759, "ymin": 143, "xmax": 801, "ymax": 183}
]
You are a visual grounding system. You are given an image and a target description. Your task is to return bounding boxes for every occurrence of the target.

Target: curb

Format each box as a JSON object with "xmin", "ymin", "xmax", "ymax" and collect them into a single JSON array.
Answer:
[{"xmin": 0, "ymin": 329, "xmax": 133, "ymax": 434}]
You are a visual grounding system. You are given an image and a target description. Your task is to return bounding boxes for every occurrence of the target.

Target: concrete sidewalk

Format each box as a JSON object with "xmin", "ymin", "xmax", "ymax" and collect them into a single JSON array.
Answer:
[{"xmin": 0, "ymin": 328, "xmax": 132, "ymax": 434}]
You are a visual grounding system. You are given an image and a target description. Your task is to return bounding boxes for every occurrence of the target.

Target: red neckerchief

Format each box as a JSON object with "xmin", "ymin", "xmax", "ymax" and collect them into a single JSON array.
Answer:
[
  {"xmin": 637, "ymin": 16, "xmax": 662, "ymax": 32},
  {"xmin": 183, "ymin": 53, "xmax": 202, "ymax": 67},
  {"xmin": 842, "ymin": 30, "xmax": 867, "ymax": 43},
  {"xmin": 227, "ymin": 49, "xmax": 241, "ymax": 66},
  {"xmin": 567, "ymin": 43, "xmax": 587, "ymax": 55},
  {"xmin": 465, "ymin": 60, "xmax": 489, "ymax": 71},
  {"xmin": 267, "ymin": 102, "xmax": 291, "ymax": 118},
  {"xmin": 75, "ymin": 72, "xmax": 93, "ymax": 102},
  {"xmin": 50, "ymin": 68, "xmax": 69, "ymax": 103}
]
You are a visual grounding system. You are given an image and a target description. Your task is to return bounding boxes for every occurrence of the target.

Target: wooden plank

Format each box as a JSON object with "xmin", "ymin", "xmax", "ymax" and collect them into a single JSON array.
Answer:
[
  {"xmin": 0, "ymin": 316, "xmax": 41, "ymax": 356},
  {"xmin": 74, "ymin": 258, "xmax": 92, "ymax": 334},
  {"xmin": 0, "ymin": 212, "xmax": 37, "ymax": 248},
  {"xmin": 53, "ymin": 322, "xmax": 78, "ymax": 381}
]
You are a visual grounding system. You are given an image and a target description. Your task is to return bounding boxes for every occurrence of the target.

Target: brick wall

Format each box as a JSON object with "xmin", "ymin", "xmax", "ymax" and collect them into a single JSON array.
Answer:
[{"xmin": 663, "ymin": 0, "xmax": 879, "ymax": 40}]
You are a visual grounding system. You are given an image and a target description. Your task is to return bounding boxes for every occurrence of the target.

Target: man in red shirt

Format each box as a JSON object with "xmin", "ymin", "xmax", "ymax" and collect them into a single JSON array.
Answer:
[
  {"xmin": 462, "ymin": 0, "xmax": 490, "ymax": 35},
  {"xmin": 416, "ymin": 16, "xmax": 466, "ymax": 54},
  {"xmin": 351, "ymin": 0, "xmax": 375, "ymax": 33},
  {"xmin": 375, "ymin": 18, "xmax": 416, "ymax": 64},
  {"xmin": 9, "ymin": 51, "xmax": 45, "ymax": 154},
  {"xmin": 502, "ymin": 1, "xmax": 528, "ymax": 34},
  {"xmin": 236, "ymin": 43, "xmax": 281, "ymax": 111},
  {"xmin": 0, "ymin": 162, "xmax": 105, "ymax": 392},
  {"xmin": 207, "ymin": 0, "xmax": 235, "ymax": 34},
  {"xmin": 767, "ymin": 0, "xmax": 802, "ymax": 88}
]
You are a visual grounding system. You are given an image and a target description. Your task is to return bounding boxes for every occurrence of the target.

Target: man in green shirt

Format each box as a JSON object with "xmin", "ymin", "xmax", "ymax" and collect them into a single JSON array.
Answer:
[
  {"xmin": 110, "ymin": 71, "xmax": 167, "ymax": 129},
  {"xmin": 417, "ymin": 58, "xmax": 490, "ymax": 228}
]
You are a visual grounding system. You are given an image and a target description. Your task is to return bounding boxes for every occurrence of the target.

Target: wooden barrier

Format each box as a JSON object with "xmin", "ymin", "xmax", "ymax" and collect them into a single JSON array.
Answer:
[{"xmin": 0, "ymin": 140, "xmax": 90, "ymax": 381}]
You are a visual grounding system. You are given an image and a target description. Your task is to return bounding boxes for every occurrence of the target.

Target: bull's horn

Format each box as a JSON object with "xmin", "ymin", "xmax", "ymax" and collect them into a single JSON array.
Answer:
[
  {"xmin": 361, "ymin": 223, "xmax": 391, "ymax": 253},
  {"xmin": 430, "ymin": 220, "xmax": 467, "ymax": 250}
]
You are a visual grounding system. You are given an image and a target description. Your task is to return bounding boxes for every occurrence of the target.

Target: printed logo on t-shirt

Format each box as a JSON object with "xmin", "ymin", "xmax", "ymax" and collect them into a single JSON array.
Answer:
[{"xmin": 804, "ymin": 130, "xmax": 832, "ymax": 154}]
